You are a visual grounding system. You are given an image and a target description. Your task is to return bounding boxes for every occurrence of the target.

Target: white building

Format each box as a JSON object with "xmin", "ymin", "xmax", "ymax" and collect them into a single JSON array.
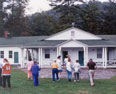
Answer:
[{"xmin": 0, "ymin": 27, "xmax": 116, "ymax": 68}]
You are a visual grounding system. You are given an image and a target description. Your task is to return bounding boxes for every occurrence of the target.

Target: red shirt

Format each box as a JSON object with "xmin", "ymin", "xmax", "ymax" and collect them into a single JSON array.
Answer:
[{"xmin": 2, "ymin": 63, "xmax": 11, "ymax": 74}]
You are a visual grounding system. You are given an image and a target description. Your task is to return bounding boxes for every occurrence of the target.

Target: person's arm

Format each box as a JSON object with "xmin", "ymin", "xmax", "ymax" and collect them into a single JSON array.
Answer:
[
  {"xmin": 94, "ymin": 63, "xmax": 97, "ymax": 69},
  {"xmin": 38, "ymin": 66, "xmax": 41, "ymax": 71},
  {"xmin": 86, "ymin": 63, "xmax": 89, "ymax": 69}
]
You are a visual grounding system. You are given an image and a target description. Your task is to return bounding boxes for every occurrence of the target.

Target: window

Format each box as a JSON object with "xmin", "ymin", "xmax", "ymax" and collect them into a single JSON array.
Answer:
[
  {"xmin": 9, "ymin": 51, "xmax": 13, "ymax": 58},
  {"xmin": 97, "ymin": 48, "xmax": 102, "ymax": 58},
  {"xmin": 45, "ymin": 49, "xmax": 50, "ymax": 59},
  {"xmin": 0, "ymin": 51, "xmax": 4, "ymax": 58},
  {"xmin": 71, "ymin": 31, "xmax": 75, "ymax": 37}
]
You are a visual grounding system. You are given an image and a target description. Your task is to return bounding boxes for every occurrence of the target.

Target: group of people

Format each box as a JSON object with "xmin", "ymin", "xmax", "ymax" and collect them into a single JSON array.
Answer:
[
  {"xmin": 0, "ymin": 58, "xmax": 11, "ymax": 89},
  {"xmin": 51, "ymin": 55, "xmax": 81, "ymax": 82},
  {"xmin": 0, "ymin": 55, "xmax": 96, "ymax": 89},
  {"xmin": 51, "ymin": 55, "xmax": 97, "ymax": 86},
  {"xmin": 26, "ymin": 58, "xmax": 41, "ymax": 86}
]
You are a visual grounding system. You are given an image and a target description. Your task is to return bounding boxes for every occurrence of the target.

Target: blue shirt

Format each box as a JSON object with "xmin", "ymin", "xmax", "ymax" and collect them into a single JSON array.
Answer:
[{"xmin": 31, "ymin": 64, "xmax": 40, "ymax": 75}]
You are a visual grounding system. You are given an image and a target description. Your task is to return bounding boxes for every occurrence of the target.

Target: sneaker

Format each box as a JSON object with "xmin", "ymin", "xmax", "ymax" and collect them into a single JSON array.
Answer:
[{"xmin": 74, "ymin": 80, "xmax": 76, "ymax": 82}]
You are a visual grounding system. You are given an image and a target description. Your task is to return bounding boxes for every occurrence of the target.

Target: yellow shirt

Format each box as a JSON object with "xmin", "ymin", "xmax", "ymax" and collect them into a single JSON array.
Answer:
[{"xmin": 51, "ymin": 62, "xmax": 58, "ymax": 68}]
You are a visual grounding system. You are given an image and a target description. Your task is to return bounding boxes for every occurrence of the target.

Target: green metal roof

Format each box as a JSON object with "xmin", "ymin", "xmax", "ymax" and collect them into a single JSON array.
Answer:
[{"xmin": 0, "ymin": 35, "xmax": 116, "ymax": 47}]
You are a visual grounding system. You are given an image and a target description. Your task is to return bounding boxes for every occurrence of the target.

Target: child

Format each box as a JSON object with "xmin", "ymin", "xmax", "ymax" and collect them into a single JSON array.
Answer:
[
  {"xmin": 51, "ymin": 60, "xmax": 59, "ymax": 82},
  {"xmin": 2, "ymin": 58, "xmax": 11, "ymax": 89},
  {"xmin": 73, "ymin": 60, "xmax": 81, "ymax": 82},
  {"xmin": 31, "ymin": 61, "xmax": 40, "ymax": 86}
]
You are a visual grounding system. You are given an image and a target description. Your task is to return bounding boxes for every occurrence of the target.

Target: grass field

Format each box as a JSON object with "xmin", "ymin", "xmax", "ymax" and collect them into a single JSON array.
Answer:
[{"xmin": 0, "ymin": 69, "xmax": 116, "ymax": 94}]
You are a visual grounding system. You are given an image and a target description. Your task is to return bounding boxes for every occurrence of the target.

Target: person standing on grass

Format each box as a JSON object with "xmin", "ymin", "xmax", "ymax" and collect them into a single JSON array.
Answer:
[
  {"xmin": 26, "ymin": 58, "xmax": 34, "ymax": 80},
  {"xmin": 0, "ymin": 63, "xmax": 2, "ymax": 86},
  {"xmin": 87, "ymin": 59, "xmax": 97, "ymax": 86},
  {"xmin": 51, "ymin": 60, "xmax": 59, "ymax": 82},
  {"xmin": 2, "ymin": 58, "xmax": 11, "ymax": 89},
  {"xmin": 31, "ymin": 61, "xmax": 40, "ymax": 86},
  {"xmin": 73, "ymin": 60, "xmax": 81, "ymax": 82},
  {"xmin": 56, "ymin": 56, "xmax": 62, "ymax": 80},
  {"xmin": 66, "ymin": 58, "xmax": 73, "ymax": 82}
]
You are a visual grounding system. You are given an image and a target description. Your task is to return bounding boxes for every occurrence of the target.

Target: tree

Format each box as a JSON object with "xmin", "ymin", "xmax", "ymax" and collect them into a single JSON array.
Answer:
[
  {"xmin": 5, "ymin": 0, "xmax": 31, "ymax": 36},
  {"xmin": 77, "ymin": 0, "xmax": 103, "ymax": 34},
  {"xmin": 0, "ymin": 0, "xmax": 8, "ymax": 36},
  {"xmin": 29, "ymin": 12, "xmax": 59, "ymax": 35},
  {"xmin": 101, "ymin": 0, "xmax": 116, "ymax": 34}
]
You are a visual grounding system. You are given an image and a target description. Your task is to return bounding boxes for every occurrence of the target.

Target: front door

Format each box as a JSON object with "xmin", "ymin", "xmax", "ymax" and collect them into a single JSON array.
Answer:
[
  {"xmin": 14, "ymin": 52, "xmax": 19, "ymax": 63},
  {"xmin": 62, "ymin": 51, "xmax": 68, "ymax": 61},
  {"xmin": 79, "ymin": 51, "xmax": 84, "ymax": 66}
]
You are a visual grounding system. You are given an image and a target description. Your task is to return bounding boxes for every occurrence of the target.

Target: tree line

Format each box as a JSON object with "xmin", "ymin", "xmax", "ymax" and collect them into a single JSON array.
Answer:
[{"xmin": 0, "ymin": 0, "xmax": 116, "ymax": 37}]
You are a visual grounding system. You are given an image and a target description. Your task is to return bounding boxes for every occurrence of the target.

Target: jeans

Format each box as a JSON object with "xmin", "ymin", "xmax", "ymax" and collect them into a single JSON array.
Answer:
[
  {"xmin": 3, "ymin": 75, "xmax": 11, "ymax": 88},
  {"xmin": 74, "ymin": 72, "xmax": 79, "ymax": 81},
  {"xmin": 66, "ymin": 70, "xmax": 72, "ymax": 80},
  {"xmin": 32, "ymin": 74, "xmax": 39, "ymax": 86},
  {"xmin": 52, "ymin": 68, "xmax": 59, "ymax": 81}
]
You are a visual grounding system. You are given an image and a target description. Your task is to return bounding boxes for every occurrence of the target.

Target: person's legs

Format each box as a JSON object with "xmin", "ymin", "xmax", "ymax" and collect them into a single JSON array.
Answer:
[
  {"xmin": 55, "ymin": 69, "xmax": 59, "ymax": 80},
  {"xmin": 35, "ymin": 74, "xmax": 38, "ymax": 86},
  {"xmin": 0, "ymin": 68, "xmax": 2, "ymax": 86},
  {"xmin": 74, "ymin": 73, "xmax": 76, "ymax": 81},
  {"xmin": 77, "ymin": 73, "xmax": 79, "ymax": 81},
  {"xmin": 89, "ymin": 70, "xmax": 94, "ymax": 86},
  {"xmin": 66, "ymin": 70, "xmax": 70, "ymax": 80},
  {"xmin": 52, "ymin": 69, "xmax": 55, "ymax": 81},
  {"xmin": 28, "ymin": 70, "xmax": 32, "ymax": 80},
  {"xmin": 6, "ymin": 76, "xmax": 11, "ymax": 88},
  {"xmin": 67, "ymin": 70, "xmax": 72, "ymax": 82},
  {"xmin": 2, "ymin": 76, "xmax": 6, "ymax": 89},
  {"xmin": 32, "ymin": 74, "xmax": 37, "ymax": 86}
]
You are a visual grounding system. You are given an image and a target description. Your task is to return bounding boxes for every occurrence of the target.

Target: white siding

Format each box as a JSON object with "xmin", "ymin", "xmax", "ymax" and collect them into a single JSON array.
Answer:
[
  {"xmin": 60, "ymin": 41, "xmax": 86, "ymax": 48},
  {"xmin": 61, "ymin": 48, "xmax": 83, "ymax": 63},
  {"xmin": 42, "ymin": 48, "xmax": 57, "ymax": 66},
  {"xmin": 88, "ymin": 47, "xmax": 103, "ymax": 62},
  {"xmin": 0, "ymin": 47, "xmax": 22, "ymax": 65},
  {"xmin": 47, "ymin": 28, "xmax": 101, "ymax": 40}
]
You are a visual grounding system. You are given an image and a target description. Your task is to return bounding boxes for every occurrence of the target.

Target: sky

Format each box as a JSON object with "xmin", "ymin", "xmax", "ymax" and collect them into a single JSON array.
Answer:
[{"xmin": 26, "ymin": 0, "xmax": 108, "ymax": 15}]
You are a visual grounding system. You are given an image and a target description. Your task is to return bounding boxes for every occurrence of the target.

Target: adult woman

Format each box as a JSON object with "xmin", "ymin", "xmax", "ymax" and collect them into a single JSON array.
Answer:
[
  {"xmin": 66, "ymin": 58, "xmax": 72, "ymax": 82},
  {"xmin": 2, "ymin": 58, "xmax": 11, "ymax": 89},
  {"xmin": 26, "ymin": 58, "xmax": 34, "ymax": 80}
]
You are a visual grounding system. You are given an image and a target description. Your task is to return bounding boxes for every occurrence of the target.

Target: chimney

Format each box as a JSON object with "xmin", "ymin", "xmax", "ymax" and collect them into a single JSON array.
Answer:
[{"xmin": 4, "ymin": 30, "xmax": 8, "ymax": 38}]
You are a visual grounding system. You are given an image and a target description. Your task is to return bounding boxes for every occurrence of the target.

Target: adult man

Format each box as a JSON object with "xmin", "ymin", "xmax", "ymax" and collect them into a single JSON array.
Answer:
[{"xmin": 87, "ymin": 59, "xmax": 97, "ymax": 86}]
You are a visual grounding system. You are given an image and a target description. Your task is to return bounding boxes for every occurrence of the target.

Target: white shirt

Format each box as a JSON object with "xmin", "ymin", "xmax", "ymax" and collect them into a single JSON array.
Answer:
[
  {"xmin": 56, "ymin": 59, "xmax": 62, "ymax": 70},
  {"xmin": 73, "ymin": 63, "xmax": 80, "ymax": 73},
  {"xmin": 64, "ymin": 58, "xmax": 68, "ymax": 64},
  {"xmin": 66, "ymin": 62, "xmax": 72, "ymax": 72}
]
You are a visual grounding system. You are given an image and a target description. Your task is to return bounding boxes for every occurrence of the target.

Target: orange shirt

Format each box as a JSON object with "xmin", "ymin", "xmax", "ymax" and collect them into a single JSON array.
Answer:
[
  {"xmin": 2, "ymin": 63, "xmax": 11, "ymax": 74},
  {"xmin": 51, "ymin": 62, "xmax": 58, "ymax": 68}
]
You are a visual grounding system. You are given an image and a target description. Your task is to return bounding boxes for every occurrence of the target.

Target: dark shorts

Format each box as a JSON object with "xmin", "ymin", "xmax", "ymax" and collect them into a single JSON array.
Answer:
[{"xmin": 58, "ymin": 70, "xmax": 62, "ymax": 72}]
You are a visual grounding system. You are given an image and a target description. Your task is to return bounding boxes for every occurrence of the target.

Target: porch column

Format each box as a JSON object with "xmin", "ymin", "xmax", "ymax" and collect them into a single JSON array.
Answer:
[
  {"xmin": 102, "ymin": 47, "xmax": 105, "ymax": 67},
  {"xmin": 57, "ymin": 47, "xmax": 62, "ymax": 56},
  {"xmin": 84, "ymin": 47, "xmax": 88, "ymax": 66},
  {"xmin": 40, "ymin": 48, "xmax": 43, "ymax": 67},
  {"xmin": 38, "ymin": 48, "xmax": 42, "ymax": 67},
  {"xmin": 21, "ymin": 48, "xmax": 24, "ymax": 67},
  {"xmin": 104, "ymin": 47, "xmax": 107, "ymax": 68},
  {"xmin": 57, "ymin": 47, "xmax": 59, "ymax": 57}
]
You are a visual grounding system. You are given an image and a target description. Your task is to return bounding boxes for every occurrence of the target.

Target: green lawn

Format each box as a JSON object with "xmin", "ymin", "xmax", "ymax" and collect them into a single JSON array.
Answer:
[{"xmin": 0, "ymin": 69, "xmax": 116, "ymax": 94}]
